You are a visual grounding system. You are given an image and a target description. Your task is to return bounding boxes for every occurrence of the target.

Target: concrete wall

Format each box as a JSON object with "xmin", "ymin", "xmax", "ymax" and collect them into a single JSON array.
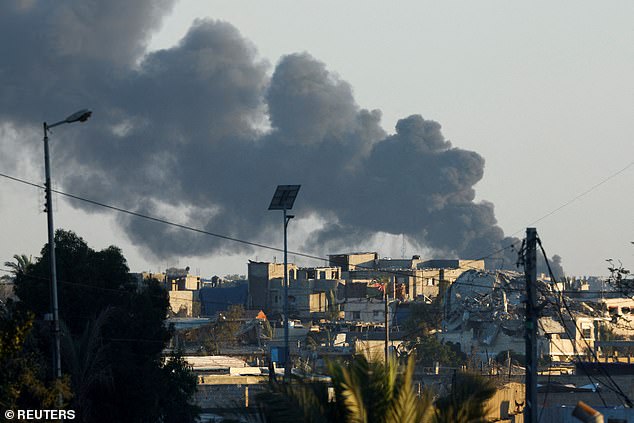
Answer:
[
  {"xmin": 168, "ymin": 290, "xmax": 200, "ymax": 317},
  {"xmin": 329, "ymin": 252, "xmax": 378, "ymax": 271},
  {"xmin": 343, "ymin": 298, "xmax": 394, "ymax": 324},
  {"xmin": 267, "ymin": 278, "xmax": 340, "ymax": 319},
  {"xmin": 195, "ymin": 380, "xmax": 267, "ymax": 410},
  {"xmin": 248, "ymin": 261, "xmax": 298, "ymax": 310}
]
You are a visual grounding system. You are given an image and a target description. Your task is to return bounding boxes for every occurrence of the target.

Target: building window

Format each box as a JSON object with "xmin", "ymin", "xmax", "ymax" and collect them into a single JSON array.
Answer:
[
  {"xmin": 581, "ymin": 324, "xmax": 592, "ymax": 339},
  {"xmin": 353, "ymin": 311, "xmax": 361, "ymax": 319}
]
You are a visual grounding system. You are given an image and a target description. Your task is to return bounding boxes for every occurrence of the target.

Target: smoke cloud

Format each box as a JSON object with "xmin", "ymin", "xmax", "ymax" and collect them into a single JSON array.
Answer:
[{"xmin": 0, "ymin": 1, "xmax": 562, "ymax": 272}]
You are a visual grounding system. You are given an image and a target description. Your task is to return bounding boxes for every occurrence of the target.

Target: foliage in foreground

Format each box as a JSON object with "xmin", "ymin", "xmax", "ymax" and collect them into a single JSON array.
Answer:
[
  {"xmin": 0, "ymin": 300, "xmax": 71, "ymax": 410},
  {"xmin": 6, "ymin": 230, "xmax": 199, "ymax": 422},
  {"xmin": 255, "ymin": 354, "xmax": 496, "ymax": 423}
]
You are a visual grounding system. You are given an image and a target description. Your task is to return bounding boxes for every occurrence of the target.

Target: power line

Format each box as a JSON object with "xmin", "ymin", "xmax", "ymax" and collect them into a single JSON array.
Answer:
[
  {"xmin": 534, "ymin": 284, "xmax": 609, "ymax": 409},
  {"xmin": 536, "ymin": 236, "xmax": 633, "ymax": 407},
  {"xmin": 0, "ymin": 172, "xmax": 323, "ymax": 262},
  {"xmin": 2, "ymin": 160, "xmax": 632, "ymax": 284},
  {"xmin": 507, "ymin": 161, "xmax": 634, "ymax": 238},
  {"xmin": 0, "ymin": 171, "xmax": 516, "ymax": 283}
]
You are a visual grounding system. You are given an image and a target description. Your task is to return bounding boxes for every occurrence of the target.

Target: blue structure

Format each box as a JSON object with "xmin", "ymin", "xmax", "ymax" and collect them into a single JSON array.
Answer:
[{"xmin": 199, "ymin": 281, "xmax": 248, "ymax": 316}]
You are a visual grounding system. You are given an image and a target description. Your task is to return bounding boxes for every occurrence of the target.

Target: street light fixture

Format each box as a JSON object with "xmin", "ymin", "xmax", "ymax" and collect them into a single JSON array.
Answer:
[
  {"xmin": 268, "ymin": 184, "xmax": 300, "ymax": 380},
  {"xmin": 43, "ymin": 109, "xmax": 92, "ymax": 388}
]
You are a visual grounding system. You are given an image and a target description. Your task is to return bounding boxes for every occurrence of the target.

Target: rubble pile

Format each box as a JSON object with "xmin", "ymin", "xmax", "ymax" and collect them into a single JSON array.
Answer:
[{"xmin": 444, "ymin": 270, "xmax": 547, "ymax": 346}]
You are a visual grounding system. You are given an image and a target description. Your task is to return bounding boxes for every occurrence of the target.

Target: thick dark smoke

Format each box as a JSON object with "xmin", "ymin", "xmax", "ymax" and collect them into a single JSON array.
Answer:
[{"xmin": 0, "ymin": 1, "xmax": 563, "ymax": 273}]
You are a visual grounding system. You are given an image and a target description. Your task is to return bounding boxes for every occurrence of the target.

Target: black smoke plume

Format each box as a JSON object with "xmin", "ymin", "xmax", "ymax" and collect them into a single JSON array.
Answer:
[{"xmin": 0, "ymin": 1, "xmax": 562, "ymax": 273}]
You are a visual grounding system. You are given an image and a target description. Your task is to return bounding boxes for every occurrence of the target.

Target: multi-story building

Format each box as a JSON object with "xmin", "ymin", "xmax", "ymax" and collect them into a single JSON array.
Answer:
[
  {"xmin": 267, "ymin": 278, "xmax": 340, "ymax": 320},
  {"xmin": 247, "ymin": 261, "xmax": 298, "ymax": 311},
  {"xmin": 330, "ymin": 253, "xmax": 480, "ymax": 301},
  {"xmin": 165, "ymin": 267, "xmax": 201, "ymax": 317},
  {"xmin": 342, "ymin": 298, "xmax": 394, "ymax": 324},
  {"xmin": 329, "ymin": 252, "xmax": 378, "ymax": 273}
]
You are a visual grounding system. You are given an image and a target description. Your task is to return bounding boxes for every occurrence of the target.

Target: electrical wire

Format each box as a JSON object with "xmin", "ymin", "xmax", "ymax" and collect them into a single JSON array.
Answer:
[
  {"xmin": 0, "ymin": 171, "xmax": 523, "ymax": 291},
  {"xmin": 0, "ymin": 172, "xmax": 321, "ymax": 261},
  {"xmin": 534, "ymin": 280, "xmax": 616, "ymax": 401},
  {"xmin": 507, "ymin": 161, "xmax": 634, "ymax": 239},
  {"xmin": 534, "ymin": 284, "xmax": 609, "ymax": 409},
  {"xmin": 537, "ymin": 237, "xmax": 633, "ymax": 407}
]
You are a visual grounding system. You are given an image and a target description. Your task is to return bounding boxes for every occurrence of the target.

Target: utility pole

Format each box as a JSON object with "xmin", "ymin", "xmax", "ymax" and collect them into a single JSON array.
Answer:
[
  {"xmin": 283, "ymin": 208, "xmax": 293, "ymax": 380},
  {"xmin": 42, "ymin": 109, "xmax": 91, "ymax": 408},
  {"xmin": 268, "ymin": 185, "xmax": 300, "ymax": 381},
  {"xmin": 524, "ymin": 228, "xmax": 538, "ymax": 423},
  {"xmin": 385, "ymin": 279, "xmax": 389, "ymax": 365},
  {"xmin": 384, "ymin": 276, "xmax": 396, "ymax": 365},
  {"xmin": 43, "ymin": 123, "xmax": 62, "ymax": 385}
]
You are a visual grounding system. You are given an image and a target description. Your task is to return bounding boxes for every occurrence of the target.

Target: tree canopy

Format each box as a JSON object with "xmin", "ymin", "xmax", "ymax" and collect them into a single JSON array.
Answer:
[
  {"xmin": 9, "ymin": 229, "xmax": 199, "ymax": 422},
  {"xmin": 256, "ymin": 354, "xmax": 496, "ymax": 423}
]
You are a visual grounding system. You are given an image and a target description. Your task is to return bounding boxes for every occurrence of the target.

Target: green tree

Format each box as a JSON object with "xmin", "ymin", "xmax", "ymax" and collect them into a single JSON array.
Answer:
[
  {"xmin": 256, "ymin": 354, "xmax": 496, "ymax": 423},
  {"xmin": 257, "ymin": 355, "xmax": 434, "ymax": 423},
  {"xmin": 328, "ymin": 355, "xmax": 434, "ymax": 423},
  {"xmin": 13, "ymin": 230, "xmax": 199, "ymax": 422},
  {"xmin": 434, "ymin": 373, "xmax": 497, "ymax": 423},
  {"xmin": 200, "ymin": 304, "xmax": 246, "ymax": 354},
  {"xmin": 4, "ymin": 254, "xmax": 33, "ymax": 277},
  {"xmin": 607, "ymin": 258, "xmax": 634, "ymax": 295},
  {"xmin": 408, "ymin": 335, "xmax": 465, "ymax": 368},
  {"xmin": 0, "ymin": 299, "xmax": 71, "ymax": 411},
  {"xmin": 403, "ymin": 299, "xmax": 443, "ymax": 335}
]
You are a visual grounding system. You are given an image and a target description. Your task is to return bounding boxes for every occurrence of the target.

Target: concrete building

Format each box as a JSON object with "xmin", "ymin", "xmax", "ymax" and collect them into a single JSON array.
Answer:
[
  {"xmin": 165, "ymin": 267, "xmax": 201, "ymax": 290},
  {"xmin": 329, "ymin": 252, "xmax": 378, "ymax": 272},
  {"xmin": 248, "ymin": 260, "xmax": 345, "ymax": 319},
  {"xmin": 165, "ymin": 267, "xmax": 201, "ymax": 317},
  {"xmin": 327, "ymin": 252, "xmax": 480, "ymax": 301},
  {"xmin": 343, "ymin": 298, "xmax": 395, "ymax": 324},
  {"xmin": 247, "ymin": 261, "xmax": 298, "ymax": 311},
  {"xmin": 267, "ymin": 278, "xmax": 341, "ymax": 320},
  {"xmin": 539, "ymin": 315, "xmax": 597, "ymax": 361},
  {"xmin": 352, "ymin": 331, "xmax": 404, "ymax": 361},
  {"xmin": 296, "ymin": 266, "xmax": 341, "ymax": 280},
  {"xmin": 440, "ymin": 269, "xmax": 620, "ymax": 362},
  {"xmin": 420, "ymin": 259, "xmax": 485, "ymax": 271}
]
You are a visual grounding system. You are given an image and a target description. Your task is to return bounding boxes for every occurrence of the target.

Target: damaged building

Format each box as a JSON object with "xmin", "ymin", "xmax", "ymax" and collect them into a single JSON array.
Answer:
[{"xmin": 441, "ymin": 269, "xmax": 634, "ymax": 363}]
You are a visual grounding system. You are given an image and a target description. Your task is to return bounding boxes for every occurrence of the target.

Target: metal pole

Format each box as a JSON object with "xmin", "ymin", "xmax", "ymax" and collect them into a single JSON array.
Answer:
[
  {"xmin": 44, "ymin": 122, "xmax": 62, "ymax": 391},
  {"xmin": 283, "ymin": 208, "xmax": 290, "ymax": 380},
  {"xmin": 524, "ymin": 228, "xmax": 538, "ymax": 423},
  {"xmin": 385, "ymin": 279, "xmax": 389, "ymax": 365}
]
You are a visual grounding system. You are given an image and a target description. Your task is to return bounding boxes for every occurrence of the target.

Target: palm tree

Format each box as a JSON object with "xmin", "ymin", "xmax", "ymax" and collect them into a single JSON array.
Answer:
[
  {"xmin": 256, "ymin": 355, "xmax": 434, "ymax": 423},
  {"xmin": 433, "ymin": 372, "xmax": 497, "ymax": 423},
  {"xmin": 4, "ymin": 254, "xmax": 33, "ymax": 276},
  {"xmin": 255, "ymin": 353, "xmax": 498, "ymax": 423},
  {"xmin": 329, "ymin": 354, "xmax": 434, "ymax": 423}
]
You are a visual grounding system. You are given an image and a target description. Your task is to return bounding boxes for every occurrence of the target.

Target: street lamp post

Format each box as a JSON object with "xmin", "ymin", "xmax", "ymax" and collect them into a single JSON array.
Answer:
[
  {"xmin": 43, "ymin": 109, "xmax": 91, "ymax": 388},
  {"xmin": 268, "ymin": 185, "xmax": 300, "ymax": 380}
]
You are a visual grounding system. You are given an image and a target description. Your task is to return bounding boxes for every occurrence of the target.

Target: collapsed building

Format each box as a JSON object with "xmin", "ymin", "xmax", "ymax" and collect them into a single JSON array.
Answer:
[
  {"xmin": 441, "ymin": 270, "xmax": 528, "ymax": 360},
  {"xmin": 440, "ymin": 269, "xmax": 634, "ymax": 363}
]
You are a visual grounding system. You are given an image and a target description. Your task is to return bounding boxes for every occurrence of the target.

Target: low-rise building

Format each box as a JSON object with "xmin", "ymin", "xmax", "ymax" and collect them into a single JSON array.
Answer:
[{"xmin": 343, "ymin": 298, "xmax": 394, "ymax": 324}]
